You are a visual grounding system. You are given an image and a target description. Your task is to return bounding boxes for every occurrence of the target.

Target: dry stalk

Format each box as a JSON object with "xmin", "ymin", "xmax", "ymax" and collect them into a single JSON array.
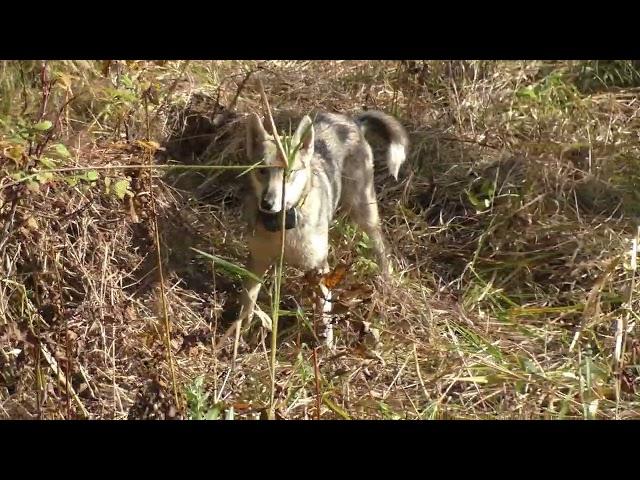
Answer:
[{"xmin": 257, "ymin": 77, "xmax": 289, "ymax": 419}]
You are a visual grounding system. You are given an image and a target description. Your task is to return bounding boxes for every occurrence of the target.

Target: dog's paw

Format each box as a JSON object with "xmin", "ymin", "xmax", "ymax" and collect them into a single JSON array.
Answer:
[{"xmin": 378, "ymin": 257, "xmax": 395, "ymax": 280}]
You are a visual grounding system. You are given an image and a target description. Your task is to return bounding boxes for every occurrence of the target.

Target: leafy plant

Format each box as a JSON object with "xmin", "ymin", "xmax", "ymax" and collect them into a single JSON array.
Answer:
[{"xmin": 185, "ymin": 376, "xmax": 223, "ymax": 420}]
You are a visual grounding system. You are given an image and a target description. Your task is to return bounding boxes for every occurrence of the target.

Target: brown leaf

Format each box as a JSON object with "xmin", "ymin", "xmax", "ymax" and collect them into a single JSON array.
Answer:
[
  {"xmin": 0, "ymin": 322, "xmax": 26, "ymax": 343},
  {"xmin": 133, "ymin": 140, "xmax": 164, "ymax": 153},
  {"xmin": 24, "ymin": 216, "xmax": 39, "ymax": 231},
  {"xmin": 337, "ymin": 284, "xmax": 373, "ymax": 308},
  {"xmin": 321, "ymin": 264, "xmax": 349, "ymax": 290},
  {"xmin": 621, "ymin": 369, "xmax": 637, "ymax": 395}
]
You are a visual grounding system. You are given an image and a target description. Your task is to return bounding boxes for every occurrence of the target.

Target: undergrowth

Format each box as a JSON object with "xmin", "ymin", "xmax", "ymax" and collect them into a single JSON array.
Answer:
[{"xmin": 1, "ymin": 60, "xmax": 640, "ymax": 419}]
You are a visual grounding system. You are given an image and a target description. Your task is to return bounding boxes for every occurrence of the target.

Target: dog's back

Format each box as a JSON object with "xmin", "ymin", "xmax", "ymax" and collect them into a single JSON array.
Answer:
[
  {"xmin": 308, "ymin": 112, "xmax": 364, "ymax": 216},
  {"xmin": 294, "ymin": 111, "xmax": 408, "ymax": 217}
]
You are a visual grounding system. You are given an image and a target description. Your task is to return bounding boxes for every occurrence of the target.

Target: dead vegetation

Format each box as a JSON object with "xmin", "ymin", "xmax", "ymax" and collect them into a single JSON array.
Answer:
[{"xmin": 1, "ymin": 60, "xmax": 640, "ymax": 419}]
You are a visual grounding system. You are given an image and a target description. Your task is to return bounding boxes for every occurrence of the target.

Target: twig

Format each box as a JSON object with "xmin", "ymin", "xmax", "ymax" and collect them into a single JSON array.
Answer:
[
  {"xmin": 1, "ymin": 163, "xmax": 277, "ymax": 191},
  {"xmin": 0, "ymin": 198, "xmax": 18, "ymax": 252},
  {"xmin": 35, "ymin": 94, "xmax": 78, "ymax": 158},
  {"xmin": 413, "ymin": 343, "xmax": 431, "ymax": 402},
  {"xmin": 439, "ymin": 134, "xmax": 502, "ymax": 150},
  {"xmin": 19, "ymin": 64, "xmax": 28, "ymax": 116},
  {"xmin": 37, "ymin": 61, "xmax": 50, "ymax": 123},
  {"xmin": 158, "ymin": 60, "xmax": 191, "ymax": 114},
  {"xmin": 35, "ymin": 344, "xmax": 42, "ymax": 419},
  {"xmin": 614, "ymin": 226, "xmax": 638, "ymax": 413},
  {"xmin": 38, "ymin": 341, "xmax": 89, "ymax": 418},
  {"xmin": 51, "ymin": 250, "xmax": 72, "ymax": 419},
  {"xmin": 312, "ymin": 347, "xmax": 321, "ymax": 420},
  {"xmin": 256, "ymin": 77, "xmax": 289, "ymax": 419},
  {"xmin": 150, "ymin": 175, "xmax": 181, "ymax": 410},
  {"xmin": 257, "ymin": 77, "xmax": 289, "ymax": 166},
  {"xmin": 145, "ymin": 106, "xmax": 182, "ymax": 412},
  {"xmin": 228, "ymin": 69, "xmax": 258, "ymax": 112}
]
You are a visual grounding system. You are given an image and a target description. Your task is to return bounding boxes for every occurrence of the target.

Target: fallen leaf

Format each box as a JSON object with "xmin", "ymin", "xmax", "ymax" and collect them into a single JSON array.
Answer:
[
  {"xmin": 24, "ymin": 217, "xmax": 39, "ymax": 231},
  {"xmin": 253, "ymin": 307, "xmax": 273, "ymax": 331},
  {"xmin": 337, "ymin": 284, "xmax": 373, "ymax": 307},
  {"xmin": 321, "ymin": 264, "xmax": 349, "ymax": 289},
  {"xmin": 134, "ymin": 140, "xmax": 164, "ymax": 152}
]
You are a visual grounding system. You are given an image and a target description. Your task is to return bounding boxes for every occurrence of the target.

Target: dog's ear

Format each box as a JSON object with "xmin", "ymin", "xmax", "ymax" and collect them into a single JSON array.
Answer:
[
  {"xmin": 246, "ymin": 113, "xmax": 268, "ymax": 159},
  {"xmin": 292, "ymin": 115, "xmax": 314, "ymax": 156}
]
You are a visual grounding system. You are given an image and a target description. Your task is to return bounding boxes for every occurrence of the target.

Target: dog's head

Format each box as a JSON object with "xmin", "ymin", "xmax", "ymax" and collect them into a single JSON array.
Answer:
[{"xmin": 245, "ymin": 113, "xmax": 314, "ymax": 214}]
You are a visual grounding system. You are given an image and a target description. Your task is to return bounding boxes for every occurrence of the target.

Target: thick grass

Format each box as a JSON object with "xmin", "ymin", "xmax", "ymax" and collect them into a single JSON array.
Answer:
[{"xmin": 1, "ymin": 60, "xmax": 639, "ymax": 419}]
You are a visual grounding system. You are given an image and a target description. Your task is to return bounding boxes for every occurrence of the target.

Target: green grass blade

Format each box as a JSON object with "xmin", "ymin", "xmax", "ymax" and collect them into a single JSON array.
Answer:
[{"xmin": 190, "ymin": 248, "xmax": 263, "ymax": 283}]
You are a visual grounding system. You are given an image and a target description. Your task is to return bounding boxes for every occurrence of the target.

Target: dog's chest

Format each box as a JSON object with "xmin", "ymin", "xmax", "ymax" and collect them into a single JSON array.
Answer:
[
  {"xmin": 247, "ymin": 212, "xmax": 330, "ymax": 271},
  {"xmin": 282, "ymin": 223, "xmax": 329, "ymax": 271}
]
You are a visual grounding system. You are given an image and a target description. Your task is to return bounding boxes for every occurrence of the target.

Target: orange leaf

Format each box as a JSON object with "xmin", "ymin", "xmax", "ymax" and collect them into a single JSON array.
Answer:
[{"xmin": 321, "ymin": 264, "xmax": 349, "ymax": 289}]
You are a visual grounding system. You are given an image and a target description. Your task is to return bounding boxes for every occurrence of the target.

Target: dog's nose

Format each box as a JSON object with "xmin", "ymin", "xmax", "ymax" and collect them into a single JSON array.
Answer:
[{"xmin": 261, "ymin": 198, "xmax": 275, "ymax": 211}]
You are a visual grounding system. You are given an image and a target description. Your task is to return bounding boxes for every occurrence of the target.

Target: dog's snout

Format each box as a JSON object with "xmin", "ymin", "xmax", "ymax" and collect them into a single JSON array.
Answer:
[{"xmin": 261, "ymin": 197, "xmax": 275, "ymax": 211}]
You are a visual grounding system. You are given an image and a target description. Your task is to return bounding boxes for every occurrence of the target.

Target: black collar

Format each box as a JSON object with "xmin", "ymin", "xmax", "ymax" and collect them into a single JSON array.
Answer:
[
  {"xmin": 258, "ymin": 169, "xmax": 311, "ymax": 232},
  {"xmin": 259, "ymin": 208, "xmax": 298, "ymax": 232}
]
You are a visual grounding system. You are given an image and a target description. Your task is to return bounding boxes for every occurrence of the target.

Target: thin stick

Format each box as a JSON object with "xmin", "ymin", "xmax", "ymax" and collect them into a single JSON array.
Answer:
[
  {"xmin": 51, "ymin": 251, "xmax": 71, "ymax": 418},
  {"xmin": 35, "ymin": 94, "xmax": 78, "ymax": 158},
  {"xmin": 257, "ymin": 78, "xmax": 289, "ymax": 166},
  {"xmin": 615, "ymin": 226, "xmax": 639, "ymax": 415},
  {"xmin": 228, "ymin": 69, "xmax": 258, "ymax": 112},
  {"xmin": 413, "ymin": 343, "xmax": 431, "ymax": 403},
  {"xmin": 151, "ymin": 60, "xmax": 191, "ymax": 125},
  {"xmin": 312, "ymin": 347, "xmax": 321, "ymax": 420},
  {"xmin": 35, "ymin": 344, "xmax": 42, "ymax": 419},
  {"xmin": 257, "ymin": 77, "xmax": 288, "ymax": 419},
  {"xmin": 1, "ymin": 164, "xmax": 278, "ymax": 191},
  {"xmin": 38, "ymin": 341, "xmax": 89, "ymax": 418},
  {"xmin": 151, "ymin": 186, "xmax": 180, "ymax": 410},
  {"xmin": 145, "ymin": 123, "xmax": 181, "ymax": 411},
  {"xmin": 0, "ymin": 197, "xmax": 18, "ymax": 252}
]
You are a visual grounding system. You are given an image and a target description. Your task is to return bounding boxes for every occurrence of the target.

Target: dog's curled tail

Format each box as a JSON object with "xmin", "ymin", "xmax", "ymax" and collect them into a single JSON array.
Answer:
[{"xmin": 355, "ymin": 110, "xmax": 409, "ymax": 180}]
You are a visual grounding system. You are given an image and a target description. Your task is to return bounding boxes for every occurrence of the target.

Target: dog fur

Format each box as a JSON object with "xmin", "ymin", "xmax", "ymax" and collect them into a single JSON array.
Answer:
[{"xmin": 238, "ymin": 109, "xmax": 409, "ymax": 346}]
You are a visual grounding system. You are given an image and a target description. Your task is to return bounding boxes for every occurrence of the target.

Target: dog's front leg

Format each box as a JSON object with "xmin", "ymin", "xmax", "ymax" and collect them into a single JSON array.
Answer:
[
  {"xmin": 230, "ymin": 255, "xmax": 272, "ymax": 361},
  {"xmin": 239, "ymin": 254, "xmax": 273, "ymax": 324},
  {"xmin": 316, "ymin": 282, "xmax": 334, "ymax": 349},
  {"xmin": 313, "ymin": 263, "xmax": 335, "ymax": 350}
]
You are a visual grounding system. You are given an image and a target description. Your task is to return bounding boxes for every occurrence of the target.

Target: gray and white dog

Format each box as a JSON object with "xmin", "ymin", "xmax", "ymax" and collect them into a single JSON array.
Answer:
[{"xmin": 238, "ymin": 110, "xmax": 409, "ymax": 346}]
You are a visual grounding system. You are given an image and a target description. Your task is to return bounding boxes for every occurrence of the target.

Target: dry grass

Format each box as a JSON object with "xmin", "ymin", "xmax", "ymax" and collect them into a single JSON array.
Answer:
[{"xmin": 1, "ymin": 60, "xmax": 640, "ymax": 420}]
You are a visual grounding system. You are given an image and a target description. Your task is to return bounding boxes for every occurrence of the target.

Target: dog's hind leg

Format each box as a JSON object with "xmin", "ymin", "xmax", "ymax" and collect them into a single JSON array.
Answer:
[
  {"xmin": 346, "ymin": 195, "xmax": 391, "ymax": 277},
  {"xmin": 341, "ymin": 147, "xmax": 392, "ymax": 277}
]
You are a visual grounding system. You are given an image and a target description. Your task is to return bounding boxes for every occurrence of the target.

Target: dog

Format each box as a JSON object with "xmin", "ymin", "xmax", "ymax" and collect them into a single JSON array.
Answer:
[{"xmin": 237, "ymin": 109, "xmax": 409, "ymax": 348}]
